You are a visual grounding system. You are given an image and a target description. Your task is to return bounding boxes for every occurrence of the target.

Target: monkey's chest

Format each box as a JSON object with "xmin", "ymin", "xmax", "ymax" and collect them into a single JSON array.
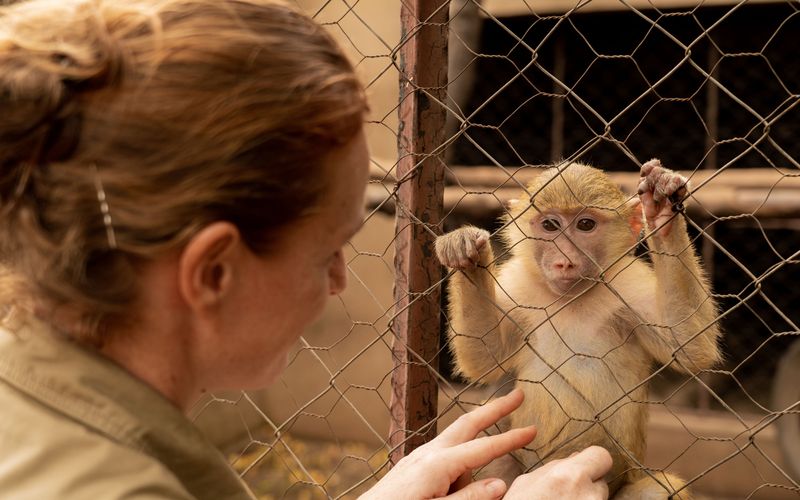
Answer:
[
  {"xmin": 514, "ymin": 314, "xmax": 650, "ymax": 415},
  {"xmin": 508, "ymin": 312, "xmax": 650, "ymax": 459}
]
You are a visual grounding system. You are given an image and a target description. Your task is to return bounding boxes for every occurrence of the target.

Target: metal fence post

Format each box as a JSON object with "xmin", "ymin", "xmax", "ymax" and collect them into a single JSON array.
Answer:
[{"xmin": 389, "ymin": 0, "xmax": 448, "ymax": 466}]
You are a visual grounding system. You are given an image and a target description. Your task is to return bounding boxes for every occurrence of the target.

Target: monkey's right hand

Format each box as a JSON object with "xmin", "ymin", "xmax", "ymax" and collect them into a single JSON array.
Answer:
[{"xmin": 435, "ymin": 226, "xmax": 491, "ymax": 270}]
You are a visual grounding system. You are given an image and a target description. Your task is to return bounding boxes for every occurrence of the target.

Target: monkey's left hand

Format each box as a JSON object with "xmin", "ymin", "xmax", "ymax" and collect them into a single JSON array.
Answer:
[{"xmin": 637, "ymin": 159, "xmax": 690, "ymax": 237}]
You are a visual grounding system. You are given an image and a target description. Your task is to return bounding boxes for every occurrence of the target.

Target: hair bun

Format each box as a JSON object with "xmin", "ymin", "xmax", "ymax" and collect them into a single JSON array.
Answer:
[
  {"xmin": 0, "ymin": 0, "xmax": 124, "ymax": 202},
  {"xmin": 0, "ymin": 52, "xmax": 73, "ymax": 205}
]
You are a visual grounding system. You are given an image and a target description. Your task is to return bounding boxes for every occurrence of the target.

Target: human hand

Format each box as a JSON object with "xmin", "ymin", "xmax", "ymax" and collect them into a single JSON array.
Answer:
[
  {"xmin": 360, "ymin": 389, "xmax": 536, "ymax": 500},
  {"xmin": 504, "ymin": 446, "xmax": 612, "ymax": 500}
]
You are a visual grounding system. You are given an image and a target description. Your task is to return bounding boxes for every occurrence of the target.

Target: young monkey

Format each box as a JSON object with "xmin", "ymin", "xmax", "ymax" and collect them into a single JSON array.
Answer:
[{"xmin": 435, "ymin": 160, "xmax": 722, "ymax": 499}]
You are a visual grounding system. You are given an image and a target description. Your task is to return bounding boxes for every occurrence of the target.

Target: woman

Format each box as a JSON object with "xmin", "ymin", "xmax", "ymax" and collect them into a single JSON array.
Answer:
[{"xmin": 0, "ymin": 0, "xmax": 611, "ymax": 498}]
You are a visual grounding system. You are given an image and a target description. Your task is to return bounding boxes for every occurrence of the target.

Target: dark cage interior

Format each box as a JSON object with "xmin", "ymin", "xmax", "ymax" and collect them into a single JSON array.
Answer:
[{"xmin": 451, "ymin": 3, "xmax": 800, "ymax": 170}]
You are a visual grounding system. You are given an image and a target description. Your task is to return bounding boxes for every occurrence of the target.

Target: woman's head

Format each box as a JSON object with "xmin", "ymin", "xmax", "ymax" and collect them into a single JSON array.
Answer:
[{"xmin": 0, "ymin": 0, "xmax": 367, "ymax": 343}]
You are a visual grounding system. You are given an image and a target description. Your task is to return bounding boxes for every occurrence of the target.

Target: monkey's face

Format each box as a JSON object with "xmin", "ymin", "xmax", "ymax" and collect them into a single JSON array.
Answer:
[
  {"xmin": 528, "ymin": 210, "xmax": 612, "ymax": 296},
  {"xmin": 504, "ymin": 164, "xmax": 641, "ymax": 297}
]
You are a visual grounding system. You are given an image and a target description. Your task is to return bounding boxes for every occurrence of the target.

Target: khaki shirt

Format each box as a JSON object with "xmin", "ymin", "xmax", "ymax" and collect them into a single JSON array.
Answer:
[{"xmin": 0, "ymin": 317, "xmax": 257, "ymax": 500}]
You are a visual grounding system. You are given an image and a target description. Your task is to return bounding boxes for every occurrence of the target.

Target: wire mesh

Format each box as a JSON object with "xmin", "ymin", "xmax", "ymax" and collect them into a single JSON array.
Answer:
[{"xmin": 192, "ymin": 1, "xmax": 800, "ymax": 498}]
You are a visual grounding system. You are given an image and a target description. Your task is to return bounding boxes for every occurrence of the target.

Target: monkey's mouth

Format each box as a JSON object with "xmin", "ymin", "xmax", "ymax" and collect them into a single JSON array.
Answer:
[{"xmin": 549, "ymin": 276, "xmax": 590, "ymax": 295}]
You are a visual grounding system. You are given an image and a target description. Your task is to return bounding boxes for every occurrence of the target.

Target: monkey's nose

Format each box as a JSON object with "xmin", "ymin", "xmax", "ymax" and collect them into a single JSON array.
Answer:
[{"xmin": 553, "ymin": 261, "xmax": 575, "ymax": 270}]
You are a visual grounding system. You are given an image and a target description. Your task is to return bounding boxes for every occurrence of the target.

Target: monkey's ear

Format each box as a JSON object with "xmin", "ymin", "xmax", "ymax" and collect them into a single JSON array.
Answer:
[{"xmin": 625, "ymin": 198, "xmax": 644, "ymax": 236}]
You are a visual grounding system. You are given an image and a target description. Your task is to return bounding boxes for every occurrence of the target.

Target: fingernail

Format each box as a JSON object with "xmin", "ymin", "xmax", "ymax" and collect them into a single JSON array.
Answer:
[{"xmin": 486, "ymin": 479, "xmax": 506, "ymax": 496}]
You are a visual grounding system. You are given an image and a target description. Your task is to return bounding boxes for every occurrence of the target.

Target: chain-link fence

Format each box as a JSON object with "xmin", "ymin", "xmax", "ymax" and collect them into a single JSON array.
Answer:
[{"xmin": 193, "ymin": 1, "xmax": 800, "ymax": 498}]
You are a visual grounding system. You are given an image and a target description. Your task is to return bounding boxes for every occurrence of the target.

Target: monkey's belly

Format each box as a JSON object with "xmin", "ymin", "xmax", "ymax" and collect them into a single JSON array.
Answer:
[{"xmin": 511, "ymin": 356, "xmax": 648, "ymax": 484}]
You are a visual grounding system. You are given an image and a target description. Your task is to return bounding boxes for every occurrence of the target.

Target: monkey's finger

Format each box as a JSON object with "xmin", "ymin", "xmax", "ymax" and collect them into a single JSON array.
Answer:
[
  {"xmin": 641, "ymin": 158, "xmax": 661, "ymax": 177},
  {"xmin": 444, "ymin": 237, "xmax": 466, "ymax": 269},
  {"xmin": 636, "ymin": 178, "xmax": 651, "ymax": 195},
  {"xmin": 441, "ymin": 478, "xmax": 507, "ymax": 500},
  {"xmin": 644, "ymin": 164, "xmax": 665, "ymax": 180},
  {"xmin": 565, "ymin": 446, "xmax": 613, "ymax": 482},
  {"xmin": 638, "ymin": 169, "xmax": 663, "ymax": 196},
  {"xmin": 456, "ymin": 232, "xmax": 475, "ymax": 268},
  {"xmin": 652, "ymin": 186, "xmax": 666, "ymax": 205},
  {"xmin": 473, "ymin": 231, "xmax": 489, "ymax": 253},
  {"xmin": 675, "ymin": 183, "xmax": 690, "ymax": 201},
  {"xmin": 464, "ymin": 235, "xmax": 481, "ymax": 264},
  {"xmin": 464, "ymin": 228, "xmax": 489, "ymax": 265},
  {"xmin": 655, "ymin": 173, "xmax": 678, "ymax": 204},
  {"xmin": 639, "ymin": 191, "xmax": 659, "ymax": 220},
  {"xmin": 665, "ymin": 175, "xmax": 690, "ymax": 201},
  {"xmin": 435, "ymin": 237, "xmax": 453, "ymax": 267},
  {"xmin": 436, "ymin": 389, "xmax": 527, "ymax": 445},
  {"xmin": 645, "ymin": 166, "xmax": 666, "ymax": 194}
]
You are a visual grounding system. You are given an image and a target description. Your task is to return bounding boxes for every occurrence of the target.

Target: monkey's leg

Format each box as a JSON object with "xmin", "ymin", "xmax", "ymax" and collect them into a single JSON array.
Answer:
[
  {"xmin": 613, "ymin": 472, "xmax": 693, "ymax": 500},
  {"xmin": 471, "ymin": 411, "xmax": 524, "ymax": 485},
  {"xmin": 474, "ymin": 453, "xmax": 524, "ymax": 486}
]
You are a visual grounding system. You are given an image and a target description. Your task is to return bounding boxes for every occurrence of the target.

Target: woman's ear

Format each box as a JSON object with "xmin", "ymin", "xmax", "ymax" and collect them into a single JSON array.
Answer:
[{"xmin": 178, "ymin": 222, "xmax": 242, "ymax": 312}]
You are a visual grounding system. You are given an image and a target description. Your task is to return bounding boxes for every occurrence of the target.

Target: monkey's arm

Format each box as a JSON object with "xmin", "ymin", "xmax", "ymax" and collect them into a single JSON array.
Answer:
[
  {"xmin": 435, "ymin": 226, "xmax": 518, "ymax": 383},
  {"xmin": 635, "ymin": 160, "xmax": 722, "ymax": 373}
]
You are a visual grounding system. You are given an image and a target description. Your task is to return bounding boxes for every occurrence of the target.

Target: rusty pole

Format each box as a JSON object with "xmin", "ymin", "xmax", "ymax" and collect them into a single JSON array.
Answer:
[{"xmin": 389, "ymin": 0, "xmax": 448, "ymax": 466}]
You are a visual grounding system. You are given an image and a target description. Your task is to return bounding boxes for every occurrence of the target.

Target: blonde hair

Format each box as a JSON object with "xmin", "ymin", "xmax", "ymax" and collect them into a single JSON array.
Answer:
[{"xmin": 0, "ymin": 0, "xmax": 367, "ymax": 343}]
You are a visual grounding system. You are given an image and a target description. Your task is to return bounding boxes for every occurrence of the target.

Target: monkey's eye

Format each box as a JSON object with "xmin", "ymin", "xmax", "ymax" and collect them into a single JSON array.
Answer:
[
  {"xmin": 541, "ymin": 219, "xmax": 561, "ymax": 232},
  {"xmin": 576, "ymin": 218, "xmax": 597, "ymax": 231}
]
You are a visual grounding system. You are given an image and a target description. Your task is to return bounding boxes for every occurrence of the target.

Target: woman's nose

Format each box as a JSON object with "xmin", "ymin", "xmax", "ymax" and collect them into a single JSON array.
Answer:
[{"xmin": 329, "ymin": 250, "xmax": 348, "ymax": 295}]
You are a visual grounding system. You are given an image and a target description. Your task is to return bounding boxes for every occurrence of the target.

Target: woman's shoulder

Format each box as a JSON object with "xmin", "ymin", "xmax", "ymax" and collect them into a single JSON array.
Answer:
[
  {"xmin": 0, "ymin": 319, "xmax": 255, "ymax": 500},
  {"xmin": 0, "ymin": 379, "xmax": 194, "ymax": 499}
]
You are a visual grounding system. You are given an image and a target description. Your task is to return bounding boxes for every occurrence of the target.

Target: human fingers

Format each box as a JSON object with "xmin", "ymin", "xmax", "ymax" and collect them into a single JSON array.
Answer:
[
  {"xmin": 594, "ymin": 477, "xmax": 610, "ymax": 499},
  {"xmin": 449, "ymin": 470, "xmax": 472, "ymax": 493},
  {"xmin": 566, "ymin": 446, "xmax": 613, "ymax": 481},
  {"xmin": 440, "ymin": 478, "xmax": 506, "ymax": 500},
  {"xmin": 436, "ymin": 389, "xmax": 525, "ymax": 446},
  {"xmin": 446, "ymin": 425, "xmax": 537, "ymax": 471}
]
